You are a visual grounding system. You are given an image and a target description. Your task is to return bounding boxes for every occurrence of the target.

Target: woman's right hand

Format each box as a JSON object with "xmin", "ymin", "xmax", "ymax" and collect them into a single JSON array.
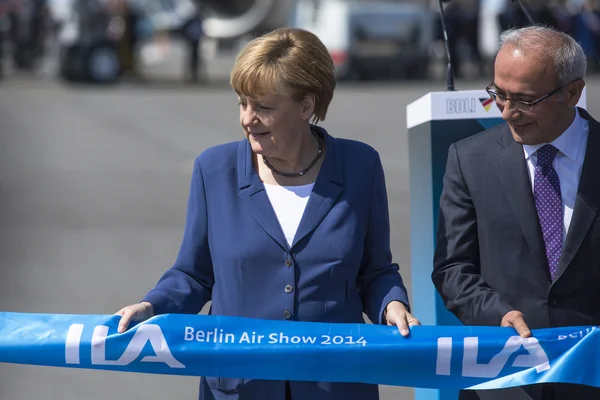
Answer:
[{"xmin": 115, "ymin": 302, "xmax": 154, "ymax": 333}]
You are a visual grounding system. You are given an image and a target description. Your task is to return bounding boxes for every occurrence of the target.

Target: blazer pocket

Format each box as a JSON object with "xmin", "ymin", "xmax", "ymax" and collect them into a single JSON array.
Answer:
[
  {"xmin": 325, "ymin": 265, "xmax": 348, "ymax": 314},
  {"xmin": 206, "ymin": 377, "xmax": 245, "ymax": 394}
]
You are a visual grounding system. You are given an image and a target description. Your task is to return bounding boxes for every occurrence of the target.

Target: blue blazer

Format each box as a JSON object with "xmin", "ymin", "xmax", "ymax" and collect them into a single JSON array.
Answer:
[{"xmin": 143, "ymin": 126, "xmax": 409, "ymax": 400}]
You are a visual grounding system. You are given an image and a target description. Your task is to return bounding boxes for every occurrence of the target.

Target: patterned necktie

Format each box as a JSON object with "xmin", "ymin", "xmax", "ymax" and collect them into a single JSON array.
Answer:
[{"xmin": 533, "ymin": 144, "xmax": 563, "ymax": 280}]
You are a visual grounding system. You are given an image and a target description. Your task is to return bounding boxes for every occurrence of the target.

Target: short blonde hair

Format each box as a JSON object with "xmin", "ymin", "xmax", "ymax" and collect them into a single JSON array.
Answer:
[{"xmin": 230, "ymin": 27, "xmax": 336, "ymax": 124}]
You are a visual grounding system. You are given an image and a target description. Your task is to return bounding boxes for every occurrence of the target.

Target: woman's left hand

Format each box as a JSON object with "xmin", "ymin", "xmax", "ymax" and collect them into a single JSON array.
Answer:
[{"xmin": 384, "ymin": 301, "xmax": 421, "ymax": 337}]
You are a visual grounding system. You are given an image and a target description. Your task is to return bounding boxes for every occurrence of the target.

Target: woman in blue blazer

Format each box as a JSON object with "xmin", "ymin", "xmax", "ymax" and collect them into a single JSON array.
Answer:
[{"xmin": 116, "ymin": 27, "xmax": 420, "ymax": 400}]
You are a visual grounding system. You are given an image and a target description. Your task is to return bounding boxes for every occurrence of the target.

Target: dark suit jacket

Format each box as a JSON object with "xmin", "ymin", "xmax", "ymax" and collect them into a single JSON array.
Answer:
[
  {"xmin": 142, "ymin": 125, "xmax": 409, "ymax": 400},
  {"xmin": 432, "ymin": 108, "xmax": 600, "ymax": 400}
]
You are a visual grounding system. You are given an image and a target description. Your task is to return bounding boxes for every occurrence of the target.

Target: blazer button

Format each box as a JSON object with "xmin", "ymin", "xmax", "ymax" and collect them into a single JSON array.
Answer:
[
  {"xmin": 285, "ymin": 258, "xmax": 293, "ymax": 267},
  {"xmin": 285, "ymin": 285, "xmax": 293, "ymax": 293},
  {"xmin": 284, "ymin": 310, "xmax": 292, "ymax": 319},
  {"xmin": 548, "ymin": 298, "xmax": 557, "ymax": 307}
]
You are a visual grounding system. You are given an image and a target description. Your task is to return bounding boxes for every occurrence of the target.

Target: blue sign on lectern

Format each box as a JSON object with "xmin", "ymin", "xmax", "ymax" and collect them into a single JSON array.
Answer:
[{"xmin": 406, "ymin": 89, "xmax": 587, "ymax": 400}]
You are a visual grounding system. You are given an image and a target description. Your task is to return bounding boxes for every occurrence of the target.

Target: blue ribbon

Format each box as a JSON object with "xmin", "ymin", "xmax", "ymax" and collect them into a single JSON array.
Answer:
[{"xmin": 0, "ymin": 312, "xmax": 598, "ymax": 390}]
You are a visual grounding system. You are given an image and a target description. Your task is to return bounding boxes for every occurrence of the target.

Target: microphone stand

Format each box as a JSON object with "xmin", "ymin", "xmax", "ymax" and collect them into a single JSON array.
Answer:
[
  {"xmin": 512, "ymin": 0, "xmax": 536, "ymax": 25},
  {"xmin": 437, "ymin": 0, "xmax": 455, "ymax": 91}
]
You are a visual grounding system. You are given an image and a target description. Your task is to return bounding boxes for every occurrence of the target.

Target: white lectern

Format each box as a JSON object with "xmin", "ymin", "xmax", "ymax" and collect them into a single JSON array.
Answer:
[{"xmin": 406, "ymin": 89, "xmax": 587, "ymax": 400}]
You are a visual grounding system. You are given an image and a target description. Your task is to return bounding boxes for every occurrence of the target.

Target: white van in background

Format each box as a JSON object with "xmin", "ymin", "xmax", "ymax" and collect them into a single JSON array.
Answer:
[{"xmin": 292, "ymin": 0, "xmax": 434, "ymax": 81}]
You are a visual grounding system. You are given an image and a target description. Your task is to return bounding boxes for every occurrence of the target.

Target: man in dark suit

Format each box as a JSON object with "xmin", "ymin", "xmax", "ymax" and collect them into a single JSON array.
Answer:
[{"xmin": 432, "ymin": 25, "xmax": 600, "ymax": 400}]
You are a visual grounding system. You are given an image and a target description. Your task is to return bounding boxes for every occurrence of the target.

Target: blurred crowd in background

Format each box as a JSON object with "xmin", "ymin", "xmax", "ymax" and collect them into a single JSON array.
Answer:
[
  {"xmin": 1, "ymin": 0, "xmax": 600, "ymax": 85},
  {"xmin": 438, "ymin": 0, "xmax": 600, "ymax": 79}
]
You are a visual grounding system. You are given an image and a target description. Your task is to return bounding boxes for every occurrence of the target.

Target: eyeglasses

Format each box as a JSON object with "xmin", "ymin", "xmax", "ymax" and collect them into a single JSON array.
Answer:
[{"xmin": 485, "ymin": 81, "xmax": 576, "ymax": 112}]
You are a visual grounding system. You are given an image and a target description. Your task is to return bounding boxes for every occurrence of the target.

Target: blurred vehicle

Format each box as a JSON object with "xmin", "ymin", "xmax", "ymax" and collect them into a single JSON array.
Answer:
[
  {"xmin": 55, "ymin": 0, "xmax": 298, "ymax": 84},
  {"xmin": 57, "ymin": 0, "xmax": 127, "ymax": 82},
  {"xmin": 293, "ymin": 0, "xmax": 434, "ymax": 81},
  {"xmin": 57, "ymin": 0, "xmax": 209, "ymax": 83}
]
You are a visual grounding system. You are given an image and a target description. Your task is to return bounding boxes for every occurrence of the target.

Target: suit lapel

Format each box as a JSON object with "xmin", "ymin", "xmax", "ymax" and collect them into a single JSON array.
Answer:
[
  {"xmin": 291, "ymin": 127, "xmax": 343, "ymax": 248},
  {"xmin": 236, "ymin": 128, "xmax": 345, "ymax": 251},
  {"xmin": 553, "ymin": 108, "xmax": 600, "ymax": 282},
  {"xmin": 495, "ymin": 127, "xmax": 551, "ymax": 279},
  {"xmin": 237, "ymin": 140, "xmax": 289, "ymax": 250}
]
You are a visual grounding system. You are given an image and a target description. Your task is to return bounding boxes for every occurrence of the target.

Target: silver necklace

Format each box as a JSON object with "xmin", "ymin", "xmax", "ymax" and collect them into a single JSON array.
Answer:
[{"xmin": 262, "ymin": 130, "xmax": 323, "ymax": 178}]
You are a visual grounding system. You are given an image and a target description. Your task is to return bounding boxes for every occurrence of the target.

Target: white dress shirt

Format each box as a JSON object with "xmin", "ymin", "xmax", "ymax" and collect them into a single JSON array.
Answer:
[{"xmin": 523, "ymin": 108, "xmax": 589, "ymax": 242}]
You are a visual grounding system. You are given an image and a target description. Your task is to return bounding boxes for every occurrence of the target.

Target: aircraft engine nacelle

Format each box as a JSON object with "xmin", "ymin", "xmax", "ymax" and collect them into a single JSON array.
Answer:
[{"xmin": 200, "ymin": 0, "xmax": 297, "ymax": 39}]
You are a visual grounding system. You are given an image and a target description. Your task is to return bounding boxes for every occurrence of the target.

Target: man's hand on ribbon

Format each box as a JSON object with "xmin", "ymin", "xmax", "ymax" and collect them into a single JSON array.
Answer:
[{"xmin": 501, "ymin": 310, "xmax": 531, "ymax": 338}]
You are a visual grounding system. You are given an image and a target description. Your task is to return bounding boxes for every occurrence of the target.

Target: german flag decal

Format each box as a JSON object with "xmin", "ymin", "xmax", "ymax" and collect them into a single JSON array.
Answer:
[{"xmin": 480, "ymin": 97, "xmax": 493, "ymax": 112}]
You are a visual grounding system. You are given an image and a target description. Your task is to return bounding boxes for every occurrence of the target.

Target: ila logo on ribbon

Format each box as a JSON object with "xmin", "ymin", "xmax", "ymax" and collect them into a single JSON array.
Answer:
[
  {"xmin": 65, "ymin": 324, "xmax": 185, "ymax": 368},
  {"xmin": 436, "ymin": 335, "xmax": 550, "ymax": 378}
]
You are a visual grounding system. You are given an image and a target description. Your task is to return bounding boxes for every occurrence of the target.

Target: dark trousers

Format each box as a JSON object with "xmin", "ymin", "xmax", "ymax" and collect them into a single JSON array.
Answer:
[{"xmin": 187, "ymin": 38, "xmax": 200, "ymax": 81}]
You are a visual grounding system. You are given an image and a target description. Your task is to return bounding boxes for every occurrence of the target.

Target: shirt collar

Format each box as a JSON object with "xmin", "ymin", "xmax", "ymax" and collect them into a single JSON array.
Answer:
[{"xmin": 523, "ymin": 108, "xmax": 585, "ymax": 162}]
